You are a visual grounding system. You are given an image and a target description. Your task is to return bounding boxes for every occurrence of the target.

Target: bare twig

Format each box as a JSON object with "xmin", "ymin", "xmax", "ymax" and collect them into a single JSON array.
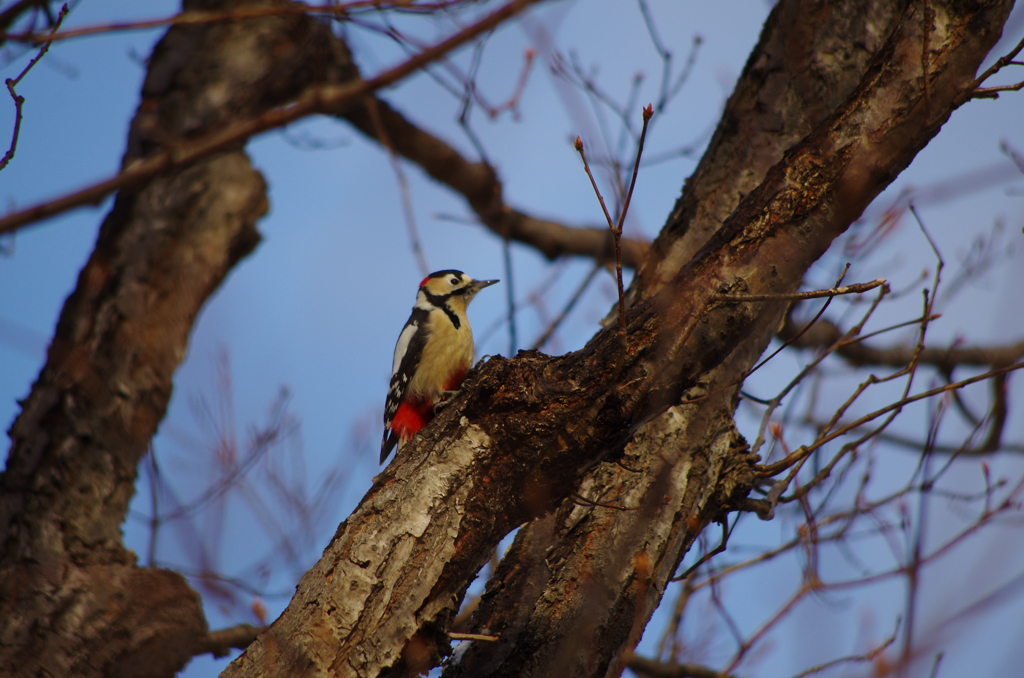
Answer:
[
  {"xmin": 742, "ymin": 265, "xmax": 863, "ymax": 387},
  {"xmin": 573, "ymin": 137, "xmax": 616, "ymax": 231},
  {"xmin": 974, "ymin": 78, "xmax": 1024, "ymax": 97},
  {"xmin": 671, "ymin": 519, "xmax": 730, "ymax": 581},
  {"xmin": 0, "ymin": 2, "xmax": 66, "ymax": 172},
  {"xmin": 610, "ymin": 104, "xmax": 653, "ymax": 332},
  {"xmin": 714, "ymin": 278, "xmax": 887, "ymax": 302},
  {"xmin": 746, "ymin": 265, "xmax": 874, "ymax": 463},
  {"xmin": 765, "ymin": 211, "xmax": 945, "ymax": 500},
  {"xmin": 574, "ymin": 104, "xmax": 652, "ymax": 339},
  {"xmin": 0, "ymin": 1, "xmax": 473, "ymax": 44},
  {"xmin": 972, "ymin": 34, "xmax": 1024, "ymax": 99},
  {"xmin": 788, "ymin": 622, "xmax": 898, "ymax": 678},
  {"xmin": 755, "ymin": 361, "xmax": 1024, "ymax": 478},
  {"xmin": 531, "ymin": 262, "xmax": 601, "ymax": 350}
]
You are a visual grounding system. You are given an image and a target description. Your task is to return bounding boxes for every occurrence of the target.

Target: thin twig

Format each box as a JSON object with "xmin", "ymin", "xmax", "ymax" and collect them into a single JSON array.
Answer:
[
  {"xmin": 531, "ymin": 262, "xmax": 600, "ymax": 350},
  {"xmin": 742, "ymin": 264, "xmax": 858, "ymax": 387},
  {"xmin": 972, "ymin": 33, "xmax": 1024, "ymax": 98},
  {"xmin": 610, "ymin": 103, "xmax": 653, "ymax": 334},
  {"xmin": 0, "ymin": 2, "xmax": 67, "ymax": 172},
  {"xmin": 671, "ymin": 519, "xmax": 730, "ymax": 581},
  {"xmin": 973, "ymin": 79, "xmax": 1024, "ymax": 98},
  {"xmin": 789, "ymin": 621, "xmax": 898, "ymax": 678},
  {"xmin": 574, "ymin": 104, "xmax": 653, "ymax": 340},
  {"xmin": 1, "ymin": 1, "xmax": 472, "ymax": 44},
  {"xmin": 574, "ymin": 137, "xmax": 616, "ymax": 230},
  {"xmin": 713, "ymin": 278, "xmax": 886, "ymax": 302},
  {"xmin": 755, "ymin": 361, "xmax": 1024, "ymax": 478}
]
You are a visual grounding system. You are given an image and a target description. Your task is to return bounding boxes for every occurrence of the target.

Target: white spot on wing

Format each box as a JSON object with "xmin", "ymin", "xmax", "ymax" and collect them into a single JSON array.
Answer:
[{"xmin": 392, "ymin": 320, "xmax": 419, "ymax": 376}]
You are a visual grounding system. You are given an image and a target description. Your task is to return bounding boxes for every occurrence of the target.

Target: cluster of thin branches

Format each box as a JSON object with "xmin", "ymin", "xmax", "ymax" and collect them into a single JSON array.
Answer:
[
  {"xmin": 132, "ymin": 350, "xmax": 348, "ymax": 624},
  {"xmin": 632, "ymin": 204, "xmax": 1024, "ymax": 676}
]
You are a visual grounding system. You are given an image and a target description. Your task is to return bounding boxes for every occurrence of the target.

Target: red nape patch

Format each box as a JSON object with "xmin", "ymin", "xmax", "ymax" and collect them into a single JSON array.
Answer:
[
  {"xmin": 392, "ymin": 397, "xmax": 434, "ymax": 442},
  {"xmin": 419, "ymin": 275, "xmax": 431, "ymax": 287},
  {"xmin": 443, "ymin": 368, "xmax": 467, "ymax": 393}
]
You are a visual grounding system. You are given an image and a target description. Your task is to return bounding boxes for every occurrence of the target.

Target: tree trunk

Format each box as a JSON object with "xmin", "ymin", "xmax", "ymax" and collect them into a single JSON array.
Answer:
[{"xmin": 0, "ymin": 1, "xmax": 354, "ymax": 676}]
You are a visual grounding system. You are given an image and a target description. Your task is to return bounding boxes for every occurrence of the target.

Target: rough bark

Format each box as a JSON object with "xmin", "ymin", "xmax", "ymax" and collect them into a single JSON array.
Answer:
[
  {"xmin": 0, "ymin": 1, "xmax": 355, "ymax": 676},
  {"xmin": 220, "ymin": 3, "xmax": 1015, "ymax": 678},
  {"xmin": 446, "ymin": 3, "xmax": 904, "ymax": 675}
]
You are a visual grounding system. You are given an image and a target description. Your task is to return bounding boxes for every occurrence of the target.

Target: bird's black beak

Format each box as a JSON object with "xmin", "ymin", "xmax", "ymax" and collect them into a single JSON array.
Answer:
[{"xmin": 472, "ymin": 279, "xmax": 499, "ymax": 291}]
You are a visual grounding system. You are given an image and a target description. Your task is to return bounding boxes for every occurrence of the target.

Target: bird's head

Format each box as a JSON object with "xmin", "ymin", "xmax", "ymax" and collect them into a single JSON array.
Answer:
[{"xmin": 419, "ymin": 270, "xmax": 498, "ymax": 311}]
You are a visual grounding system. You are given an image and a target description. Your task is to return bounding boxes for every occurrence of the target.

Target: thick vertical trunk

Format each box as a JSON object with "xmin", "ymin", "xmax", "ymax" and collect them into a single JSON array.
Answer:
[{"xmin": 0, "ymin": 2, "xmax": 354, "ymax": 676}]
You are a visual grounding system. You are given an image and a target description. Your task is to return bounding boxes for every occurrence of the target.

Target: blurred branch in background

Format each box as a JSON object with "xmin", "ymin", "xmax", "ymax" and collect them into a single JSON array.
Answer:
[{"xmin": 134, "ymin": 349, "xmax": 347, "ymax": 623}]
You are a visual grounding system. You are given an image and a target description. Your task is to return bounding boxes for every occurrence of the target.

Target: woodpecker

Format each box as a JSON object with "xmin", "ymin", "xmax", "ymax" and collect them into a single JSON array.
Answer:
[{"xmin": 380, "ymin": 270, "xmax": 499, "ymax": 464}]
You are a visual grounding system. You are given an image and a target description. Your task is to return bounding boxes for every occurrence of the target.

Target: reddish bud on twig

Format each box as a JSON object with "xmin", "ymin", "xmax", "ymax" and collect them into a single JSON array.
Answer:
[
  {"xmin": 574, "ymin": 136, "xmax": 583, "ymax": 151},
  {"xmin": 251, "ymin": 599, "xmax": 267, "ymax": 626},
  {"xmin": 643, "ymin": 103, "xmax": 653, "ymax": 121}
]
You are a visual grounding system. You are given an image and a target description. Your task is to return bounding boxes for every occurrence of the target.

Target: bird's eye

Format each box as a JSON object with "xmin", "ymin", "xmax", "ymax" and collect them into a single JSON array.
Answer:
[{"xmin": 450, "ymin": 277, "xmax": 460, "ymax": 286}]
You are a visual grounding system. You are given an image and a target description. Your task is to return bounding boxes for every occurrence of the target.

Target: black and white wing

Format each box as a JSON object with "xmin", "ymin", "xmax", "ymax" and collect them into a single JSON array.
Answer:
[{"xmin": 380, "ymin": 307, "xmax": 429, "ymax": 463}]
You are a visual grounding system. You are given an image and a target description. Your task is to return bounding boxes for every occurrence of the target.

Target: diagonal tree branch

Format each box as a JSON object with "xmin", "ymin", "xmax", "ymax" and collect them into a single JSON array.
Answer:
[
  {"xmin": 219, "ymin": 3, "xmax": 1015, "ymax": 677},
  {"xmin": 448, "ymin": 2, "xmax": 912, "ymax": 676},
  {"xmin": 340, "ymin": 93, "xmax": 650, "ymax": 267},
  {"xmin": 0, "ymin": 0, "xmax": 545, "ymax": 237},
  {"xmin": 780, "ymin": 314, "xmax": 1024, "ymax": 369}
]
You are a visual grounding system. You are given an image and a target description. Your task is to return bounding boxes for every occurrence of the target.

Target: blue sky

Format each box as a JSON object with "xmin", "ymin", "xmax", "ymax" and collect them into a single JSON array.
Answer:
[{"xmin": 2, "ymin": 2, "xmax": 1024, "ymax": 676}]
